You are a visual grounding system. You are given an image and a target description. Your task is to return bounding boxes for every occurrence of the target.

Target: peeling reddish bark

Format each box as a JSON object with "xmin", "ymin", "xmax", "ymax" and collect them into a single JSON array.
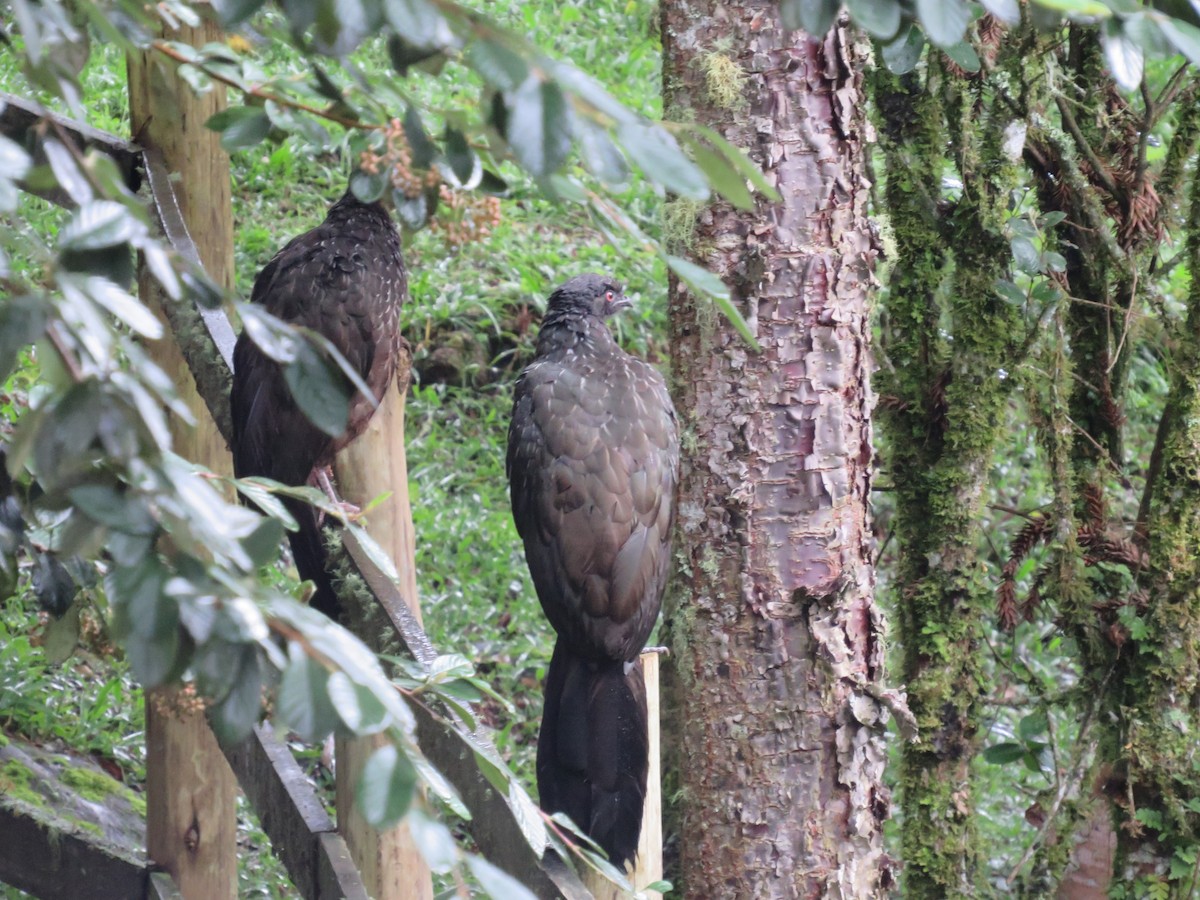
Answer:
[{"xmin": 661, "ymin": 5, "xmax": 891, "ymax": 896}]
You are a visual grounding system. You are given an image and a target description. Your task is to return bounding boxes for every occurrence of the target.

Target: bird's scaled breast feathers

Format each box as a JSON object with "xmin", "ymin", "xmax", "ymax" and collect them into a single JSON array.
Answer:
[{"xmin": 509, "ymin": 338, "xmax": 678, "ymax": 659}]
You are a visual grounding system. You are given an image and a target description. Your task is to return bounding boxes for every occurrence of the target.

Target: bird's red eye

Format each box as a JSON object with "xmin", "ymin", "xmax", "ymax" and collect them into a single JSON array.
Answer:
[{"xmin": 605, "ymin": 290, "xmax": 615, "ymax": 302}]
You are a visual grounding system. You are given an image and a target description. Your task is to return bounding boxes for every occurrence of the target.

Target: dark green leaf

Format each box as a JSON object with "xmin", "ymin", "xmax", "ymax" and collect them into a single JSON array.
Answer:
[
  {"xmin": 688, "ymin": 126, "xmax": 779, "ymax": 201},
  {"xmin": 980, "ymin": 0, "xmax": 1020, "ymax": 23},
  {"xmin": 407, "ymin": 812, "xmax": 458, "ymax": 873},
  {"xmin": 443, "ymin": 127, "xmax": 479, "ymax": 187},
  {"xmin": 383, "ymin": 0, "xmax": 449, "ymax": 49},
  {"xmin": 779, "ymin": 0, "xmax": 839, "ymax": 35},
  {"xmin": 43, "ymin": 138, "xmax": 92, "ymax": 205},
  {"xmin": 394, "ymin": 189, "xmax": 430, "ymax": 230},
  {"xmin": 239, "ymin": 304, "xmax": 299, "ymax": 363},
  {"xmin": 387, "ymin": 33, "xmax": 443, "ymax": 74},
  {"xmin": 34, "ymin": 386, "xmax": 103, "ymax": 488},
  {"xmin": 60, "ymin": 201, "xmax": 141, "ymax": 251},
  {"xmin": 107, "ymin": 531, "xmax": 153, "ymax": 567},
  {"xmin": 241, "ymin": 516, "xmax": 285, "ymax": 569},
  {"xmin": 1011, "ymin": 236, "xmax": 1041, "ymax": 274},
  {"xmin": 578, "ymin": 121, "xmax": 628, "ymax": 187},
  {"xmin": 1018, "ymin": 709, "xmax": 1050, "ymax": 740},
  {"xmin": 1030, "ymin": 0, "xmax": 1108, "ymax": 13},
  {"xmin": 234, "ymin": 477, "xmax": 299, "ymax": 529},
  {"xmin": 465, "ymin": 854, "xmax": 538, "ymax": 900},
  {"xmin": 72, "ymin": 274, "xmax": 163, "ymax": 338},
  {"xmin": 1103, "ymin": 23, "xmax": 1144, "ymax": 90},
  {"xmin": 666, "ymin": 255, "xmax": 762, "ymax": 351},
  {"xmin": 182, "ymin": 271, "xmax": 226, "ymax": 309},
  {"xmin": 943, "ymin": 40, "xmax": 981, "ymax": 71},
  {"xmin": 845, "ymin": 0, "xmax": 902, "ymax": 38},
  {"xmin": 465, "ymin": 37, "xmax": 528, "ymax": 91},
  {"xmin": 1156, "ymin": 16, "xmax": 1200, "ymax": 65},
  {"xmin": 108, "ymin": 556, "xmax": 170, "ymax": 643},
  {"xmin": 41, "ymin": 597, "xmax": 81, "ymax": 662},
  {"xmin": 983, "ymin": 741, "xmax": 1026, "ymax": 764},
  {"xmin": 403, "ymin": 104, "xmax": 436, "ymax": 169},
  {"xmin": 687, "ymin": 138, "xmax": 755, "ymax": 210},
  {"xmin": 0, "ymin": 295, "xmax": 47, "ymax": 384},
  {"xmin": 357, "ymin": 744, "xmax": 417, "ymax": 828},
  {"xmin": 488, "ymin": 90, "xmax": 509, "ymax": 138},
  {"xmin": 916, "ymin": 0, "xmax": 972, "ymax": 47},
  {"xmin": 210, "ymin": 647, "xmax": 263, "ymax": 744},
  {"xmin": 212, "ymin": 0, "xmax": 267, "ymax": 26},
  {"xmin": 214, "ymin": 107, "xmax": 271, "ymax": 152},
  {"xmin": 1042, "ymin": 250, "xmax": 1067, "ymax": 273},
  {"xmin": 58, "ymin": 245, "xmax": 135, "ymax": 287},
  {"xmin": 125, "ymin": 621, "xmax": 183, "ymax": 689},
  {"xmin": 618, "ymin": 123, "xmax": 708, "ymax": 200},
  {"xmin": 1022, "ymin": 750, "xmax": 1046, "ymax": 773},
  {"xmin": 882, "ymin": 25, "xmax": 926, "ymax": 74},
  {"xmin": 328, "ymin": 670, "xmax": 392, "ymax": 734},
  {"xmin": 506, "ymin": 76, "xmax": 573, "ymax": 177},
  {"xmin": 994, "ymin": 279, "xmax": 1026, "ymax": 306},
  {"xmin": 70, "ymin": 484, "xmax": 157, "ymax": 535},
  {"xmin": 278, "ymin": 645, "xmax": 339, "ymax": 742},
  {"xmin": 350, "ymin": 168, "xmax": 389, "ymax": 203},
  {"xmin": 1040, "ymin": 211, "xmax": 1067, "ymax": 228}
]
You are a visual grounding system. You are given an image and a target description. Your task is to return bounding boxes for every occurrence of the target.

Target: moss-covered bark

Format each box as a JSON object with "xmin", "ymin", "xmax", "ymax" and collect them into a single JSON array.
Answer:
[
  {"xmin": 1103, "ymin": 149, "xmax": 1200, "ymax": 899},
  {"xmin": 873, "ymin": 55, "xmax": 1023, "ymax": 898}
]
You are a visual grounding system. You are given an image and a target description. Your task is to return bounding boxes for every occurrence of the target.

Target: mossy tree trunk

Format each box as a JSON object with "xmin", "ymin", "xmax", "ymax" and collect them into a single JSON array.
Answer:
[
  {"xmin": 661, "ymin": 6, "xmax": 889, "ymax": 895},
  {"xmin": 1019, "ymin": 27, "xmax": 1200, "ymax": 891},
  {"xmin": 1107, "ymin": 123, "xmax": 1200, "ymax": 897},
  {"xmin": 872, "ymin": 48, "xmax": 1024, "ymax": 897}
]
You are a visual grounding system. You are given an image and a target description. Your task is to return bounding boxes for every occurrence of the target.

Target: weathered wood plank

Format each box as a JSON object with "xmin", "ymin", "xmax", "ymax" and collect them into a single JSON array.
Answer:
[
  {"xmin": 224, "ymin": 724, "xmax": 369, "ymax": 899},
  {"xmin": 0, "ymin": 803, "xmax": 148, "ymax": 900},
  {"xmin": 0, "ymin": 736, "xmax": 150, "ymax": 899}
]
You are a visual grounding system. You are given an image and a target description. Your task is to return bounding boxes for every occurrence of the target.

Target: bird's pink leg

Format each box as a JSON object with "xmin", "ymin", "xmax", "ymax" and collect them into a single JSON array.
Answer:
[{"xmin": 309, "ymin": 466, "xmax": 361, "ymax": 523}]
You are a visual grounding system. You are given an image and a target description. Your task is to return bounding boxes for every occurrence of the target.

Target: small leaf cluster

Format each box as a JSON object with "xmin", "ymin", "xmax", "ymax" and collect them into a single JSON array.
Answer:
[{"xmin": 983, "ymin": 708, "xmax": 1053, "ymax": 775}]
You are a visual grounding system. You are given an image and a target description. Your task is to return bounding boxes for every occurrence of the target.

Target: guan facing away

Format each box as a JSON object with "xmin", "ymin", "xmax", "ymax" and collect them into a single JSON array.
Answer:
[
  {"xmin": 507, "ymin": 274, "xmax": 679, "ymax": 868},
  {"xmin": 230, "ymin": 189, "xmax": 405, "ymax": 620}
]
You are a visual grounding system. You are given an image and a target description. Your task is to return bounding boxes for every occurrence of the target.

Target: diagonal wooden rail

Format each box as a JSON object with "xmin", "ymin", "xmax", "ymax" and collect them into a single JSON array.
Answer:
[{"xmin": 1, "ymin": 91, "xmax": 591, "ymax": 900}]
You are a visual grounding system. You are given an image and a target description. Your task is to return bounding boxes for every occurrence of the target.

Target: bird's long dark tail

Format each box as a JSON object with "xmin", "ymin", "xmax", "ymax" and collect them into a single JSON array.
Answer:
[
  {"xmin": 284, "ymin": 497, "xmax": 341, "ymax": 620},
  {"xmin": 537, "ymin": 639, "xmax": 648, "ymax": 869}
]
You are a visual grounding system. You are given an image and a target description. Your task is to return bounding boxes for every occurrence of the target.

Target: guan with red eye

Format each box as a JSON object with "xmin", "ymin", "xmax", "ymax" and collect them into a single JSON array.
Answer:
[
  {"xmin": 507, "ymin": 273, "xmax": 678, "ymax": 867},
  {"xmin": 230, "ymin": 188, "xmax": 405, "ymax": 620}
]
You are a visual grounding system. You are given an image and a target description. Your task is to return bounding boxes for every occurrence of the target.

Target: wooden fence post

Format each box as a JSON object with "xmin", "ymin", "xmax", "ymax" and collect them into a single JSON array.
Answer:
[
  {"xmin": 127, "ymin": 17, "xmax": 239, "ymax": 898},
  {"xmin": 335, "ymin": 366, "xmax": 434, "ymax": 899}
]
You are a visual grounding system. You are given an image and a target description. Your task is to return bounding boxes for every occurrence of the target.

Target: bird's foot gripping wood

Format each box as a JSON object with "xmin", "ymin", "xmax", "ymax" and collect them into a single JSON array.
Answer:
[{"xmin": 310, "ymin": 466, "xmax": 362, "ymax": 524}]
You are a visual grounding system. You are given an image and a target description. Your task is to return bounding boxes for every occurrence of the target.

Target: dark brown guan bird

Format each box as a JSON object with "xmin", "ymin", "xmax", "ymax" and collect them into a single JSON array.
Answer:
[
  {"xmin": 230, "ymin": 188, "xmax": 405, "ymax": 620},
  {"xmin": 507, "ymin": 274, "xmax": 678, "ymax": 868}
]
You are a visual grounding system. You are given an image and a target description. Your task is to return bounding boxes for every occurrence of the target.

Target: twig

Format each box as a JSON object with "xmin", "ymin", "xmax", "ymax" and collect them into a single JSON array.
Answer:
[
  {"xmin": 1004, "ymin": 664, "xmax": 1113, "ymax": 886},
  {"xmin": 45, "ymin": 321, "xmax": 84, "ymax": 383},
  {"xmin": 1108, "ymin": 267, "xmax": 1138, "ymax": 375},
  {"xmin": 1054, "ymin": 95, "xmax": 1120, "ymax": 199},
  {"xmin": 151, "ymin": 40, "xmax": 376, "ymax": 131},
  {"xmin": 1153, "ymin": 64, "xmax": 1193, "ymax": 119}
]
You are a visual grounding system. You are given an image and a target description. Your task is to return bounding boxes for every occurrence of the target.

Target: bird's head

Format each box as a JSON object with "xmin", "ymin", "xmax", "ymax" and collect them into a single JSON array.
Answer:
[{"xmin": 547, "ymin": 273, "xmax": 629, "ymax": 321}]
